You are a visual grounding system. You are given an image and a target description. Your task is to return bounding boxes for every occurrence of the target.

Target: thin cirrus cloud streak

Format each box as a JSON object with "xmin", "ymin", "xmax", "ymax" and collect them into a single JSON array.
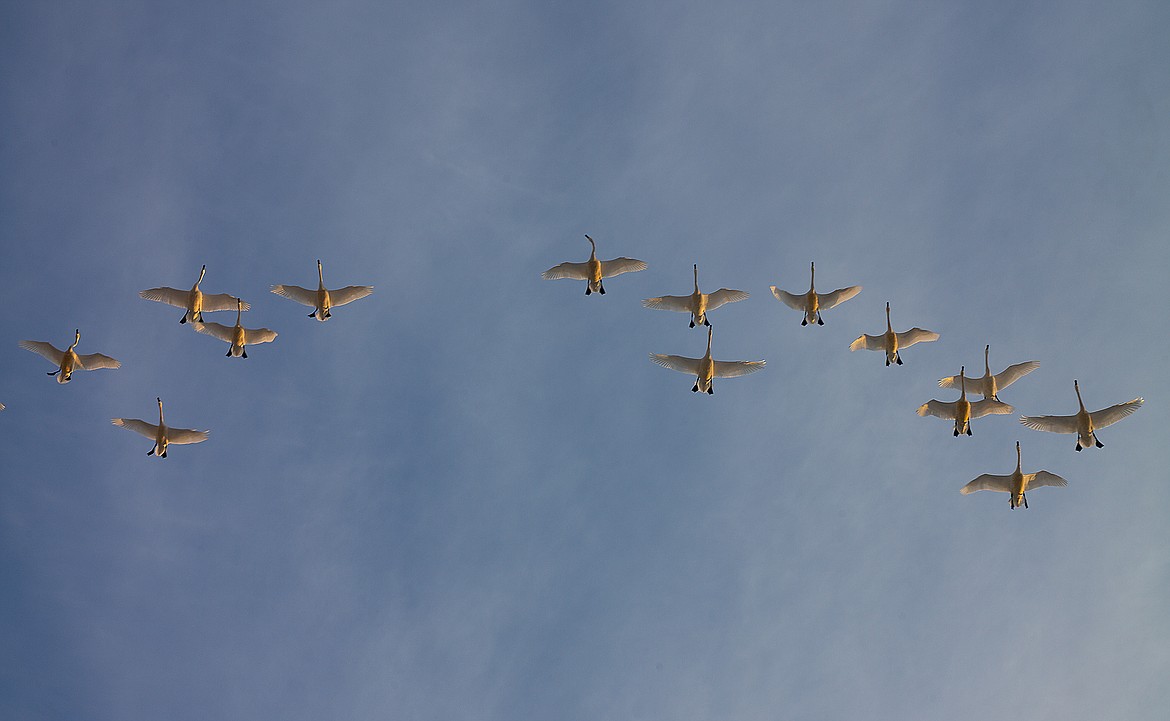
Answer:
[{"xmin": 1, "ymin": 2, "xmax": 1169, "ymax": 721}]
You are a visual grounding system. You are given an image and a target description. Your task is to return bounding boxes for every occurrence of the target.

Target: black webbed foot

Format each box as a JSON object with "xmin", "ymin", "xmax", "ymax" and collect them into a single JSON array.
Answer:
[
  {"xmin": 953, "ymin": 429, "xmax": 959, "ymax": 437},
  {"xmin": 226, "ymin": 349, "xmax": 232, "ymax": 357},
  {"xmin": 309, "ymin": 311, "xmax": 317, "ymax": 317},
  {"xmin": 691, "ymin": 384, "xmax": 699, "ymax": 392},
  {"xmin": 895, "ymin": 356, "xmax": 903, "ymax": 365},
  {"xmin": 816, "ymin": 315, "xmax": 824, "ymax": 326},
  {"xmin": 801, "ymin": 319, "xmax": 807, "ymax": 326},
  {"xmin": 161, "ymin": 451, "xmax": 167, "ymax": 458},
  {"xmin": 47, "ymin": 370, "xmax": 58, "ymax": 376},
  {"xmin": 180, "ymin": 315, "xmax": 187, "ymax": 324},
  {"xmin": 1075, "ymin": 444, "xmax": 1082, "ymax": 451},
  {"xmin": 703, "ymin": 318, "xmax": 710, "ymax": 327},
  {"xmin": 242, "ymin": 348, "xmax": 248, "ymax": 358},
  {"xmin": 1095, "ymin": 439, "xmax": 1104, "ymax": 448},
  {"xmin": 966, "ymin": 428, "xmax": 972, "ymax": 436},
  {"xmin": 689, "ymin": 319, "xmax": 695, "ymax": 328},
  {"xmin": 707, "ymin": 386, "xmax": 714, "ymax": 395},
  {"xmin": 599, "ymin": 284, "xmax": 606, "ymax": 295},
  {"xmin": 147, "ymin": 449, "xmax": 154, "ymax": 456}
]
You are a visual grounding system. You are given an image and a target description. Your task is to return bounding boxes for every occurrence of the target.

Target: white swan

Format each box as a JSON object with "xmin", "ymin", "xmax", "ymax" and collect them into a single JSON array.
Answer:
[
  {"xmin": 939, "ymin": 345, "xmax": 1038, "ymax": 400},
  {"xmin": 193, "ymin": 298, "xmax": 277, "ymax": 357},
  {"xmin": 961, "ymin": 441, "xmax": 1067, "ymax": 509},
  {"xmin": 1020, "ymin": 380, "xmax": 1144, "ymax": 451},
  {"xmin": 19, "ymin": 330, "xmax": 121, "ymax": 383},
  {"xmin": 542, "ymin": 235, "xmax": 647, "ymax": 295},
  {"xmin": 917, "ymin": 366, "xmax": 1013, "ymax": 436},
  {"xmin": 112, "ymin": 397, "xmax": 209, "ymax": 458},
  {"xmin": 849, "ymin": 302, "xmax": 939, "ymax": 366},
  {"xmin": 650, "ymin": 327, "xmax": 765, "ymax": 394},
  {"xmin": 271, "ymin": 259, "xmax": 373, "ymax": 321},
  {"xmin": 770, "ymin": 262, "xmax": 861, "ymax": 326},
  {"xmin": 642, "ymin": 264, "xmax": 748, "ymax": 327},
  {"xmin": 140, "ymin": 265, "xmax": 250, "ymax": 324}
]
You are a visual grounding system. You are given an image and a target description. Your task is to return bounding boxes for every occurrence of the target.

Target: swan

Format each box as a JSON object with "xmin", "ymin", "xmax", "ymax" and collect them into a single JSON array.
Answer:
[
  {"xmin": 642, "ymin": 264, "xmax": 748, "ymax": 327},
  {"xmin": 1020, "ymin": 380, "xmax": 1144, "ymax": 451},
  {"xmin": 271, "ymin": 260, "xmax": 373, "ymax": 321},
  {"xmin": 770, "ymin": 262, "xmax": 861, "ymax": 326},
  {"xmin": 917, "ymin": 366, "xmax": 1013, "ymax": 436},
  {"xmin": 193, "ymin": 298, "xmax": 277, "ymax": 357},
  {"xmin": 112, "ymin": 397, "xmax": 209, "ymax": 458},
  {"xmin": 542, "ymin": 235, "xmax": 647, "ymax": 295},
  {"xmin": 139, "ymin": 265, "xmax": 250, "ymax": 324},
  {"xmin": 849, "ymin": 302, "xmax": 939, "ymax": 366},
  {"xmin": 939, "ymin": 345, "xmax": 1038, "ymax": 400},
  {"xmin": 960, "ymin": 441, "xmax": 1067, "ymax": 509},
  {"xmin": 19, "ymin": 330, "xmax": 121, "ymax": 383},
  {"xmin": 650, "ymin": 327, "xmax": 765, "ymax": 394}
]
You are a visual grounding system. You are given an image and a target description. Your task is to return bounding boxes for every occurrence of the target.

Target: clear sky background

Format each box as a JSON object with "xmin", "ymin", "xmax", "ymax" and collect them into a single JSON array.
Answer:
[{"xmin": 2, "ymin": 2, "xmax": 1168, "ymax": 719}]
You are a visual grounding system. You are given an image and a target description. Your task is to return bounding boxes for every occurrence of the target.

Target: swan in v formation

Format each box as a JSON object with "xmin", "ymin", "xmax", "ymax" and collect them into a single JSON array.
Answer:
[
  {"xmin": 650, "ymin": 327, "xmax": 765, "ymax": 394},
  {"xmin": 1020, "ymin": 380, "xmax": 1144, "ymax": 451},
  {"xmin": 642, "ymin": 264, "xmax": 748, "ymax": 327},
  {"xmin": 194, "ymin": 298, "xmax": 278, "ymax": 357},
  {"xmin": 960, "ymin": 441, "xmax": 1067, "ymax": 509},
  {"xmin": 271, "ymin": 260, "xmax": 374, "ymax": 320},
  {"xmin": 770, "ymin": 262, "xmax": 861, "ymax": 326},
  {"xmin": 938, "ymin": 345, "xmax": 1038, "ymax": 400},
  {"xmin": 849, "ymin": 302, "xmax": 939, "ymax": 366},
  {"xmin": 542, "ymin": 235, "xmax": 647, "ymax": 295},
  {"xmin": 19, "ymin": 330, "xmax": 121, "ymax": 383},
  {"xmin": 112, "ymin": 397, "xmax": 209, "ymax": 458},
  {"xmin": 917, "ymin": 366, "xmax": 1013, "ymax": 436},
  {"xmin": 140, "ymin": 265, "xmax": 250, "ymax": 324}
]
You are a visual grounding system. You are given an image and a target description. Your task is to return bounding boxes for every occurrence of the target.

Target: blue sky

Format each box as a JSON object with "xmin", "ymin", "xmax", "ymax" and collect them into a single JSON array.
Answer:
[{"xmin": 2, "ymin": 1, "xmax": 1168, "ymax": 719}]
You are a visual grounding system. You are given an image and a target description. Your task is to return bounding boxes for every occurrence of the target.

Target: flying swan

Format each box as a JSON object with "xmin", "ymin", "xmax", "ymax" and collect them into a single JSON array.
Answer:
[
  {"xmin": 19, "ymin": 329, "xmax": 121, "ymax": 383},
  {"xmin": 849, "ymin": 302, "xmax": 939, "ymax": 366},
  {"xmin": 917, "ymin": 366, "xmax": 1013, "ymax": 436},
  {"xmin": 271, "ymin": 260, "xmax": 373, "ymax": 321},
  {"xmin": 960, "ymin": 441, "xmax": 1067, "ymax": 509},
  {"xmin": 193, "ymin": 298, "xmax": 277, "ymax": 357},
  {"xmin": 542, "ymin": 235, "xmax": 647, "ymax": 295},
  {"xmin": 650, "ymin": 327, "xmax": 765, "ymax": 394},
  {"xmin": 938, "ymin": 345, "xmax": 1038, "ymax": 400},
  {"xmin": 139, "ymin": 265, "xmax": 250, "ymax": 324},
  {"xmin": 1020, "ymin": 380, "xmax": 1143, "ymax": 451},
  {"xmin": 770, "ymin": 262, "xmax": 861, "ymax": 326},
  {"xmin": 112, "ymin": 397, "xmax": 209, "ymax": 458},
  {"xmin": 642, "ymin": 264, "xmax": 748, "ymax": 327}
]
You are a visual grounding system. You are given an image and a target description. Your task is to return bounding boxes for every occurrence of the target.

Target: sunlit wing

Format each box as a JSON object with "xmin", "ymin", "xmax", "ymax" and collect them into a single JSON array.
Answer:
[
  {"xmin": 642, "ymin": 294, "xmax": 694, "ymax": 312},
  {"xmin": 541, "ymin": 261, "xmax": 591, "ymax": 281},
  {"xmin": 1025, "ymin": 471, "xmax": 1067, "ymax": 490},
  {"xmin": 75, "ymin": 352, "xmax": 121, "ymax": 370},
  {"xmin": 168, "ymin": 428, "xmax": 210, "ymax": 445},
  {"xmin": 112, "ymin": 418, "xmax": 158, "ymax": 438},
  {"xmin": 993, "ymin": 361, "xmax": 1040, "ymax": 389},
  {"xmin": 969, "ymin": 399, "xmax": 1014, "ymax": 418},
  {"xmin": 1019, "ymin": 413, "xmax": 1079, "ymax": 434},
  {"xmin": 896, "ymin": 328, "xmax": 939, "ymax": 348},
  {"xmin": 817, "ymin": 285, "xmax": 862, "ymax": 310},
  {"xmin": 917, "ymin": 399, "xmax": 956, "ymax": 419},
  {"xmin": 705, "ymin": 289, "xmax": 749, "ymax": 311},
  {"xmin": 201, "ymin": 294, "xmax": 249, "ymax": 312},
  {"xmin": 270, "ymin": 284, "xmax": 318, "ymax": 307},
  {"xmin": 244, "ymin": 328, "xmax": 278, "ymax": 344},
  {"xmin": 193, "ymin": 322, "xmax": 236, "ymax": 342},
  {"xmin": 770, "ymin": 286, "xmax": 806, "ymax": 311},
  {"xmin": 849, "ymin": 334, "xmax": 886, "ymax": 352},
  {"xmin": 939, "ymin": 372, "xmax": 992, "ymax": 396},
  {"xmin": 649, "ymin": 353, "xmax": 702, "ymax": 375},
  {"xmin": 18, "ymin": 340, "xmax": 65, "ymax": 365},
  {"xmin": 1090, "ymin": 398, "xmax": 1144, "ymax": 429},
  {"xmin": 960, "ymin": 473, "xmax": 1013, "ymax": 494},
  {"xmin": 329, "ymin": 285, "xmax": 374, "ymax": 307},
  {"xmin": 600, "ymin": 258, "xmax": 648, "ymax": 278},
  {"xmin": 712, "ymin": 360, "xmax": 765, "ymax": 378},
  {"xmin": 138, "ymin": 287, "xmax": 189, "ymax": 308}
]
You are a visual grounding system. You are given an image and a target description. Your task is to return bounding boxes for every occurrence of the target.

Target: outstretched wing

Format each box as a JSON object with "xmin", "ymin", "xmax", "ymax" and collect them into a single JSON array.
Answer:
[
  {"xmin": 167, "ymin": 428, "xmax": 210, "ymax": 445},
  {"xmin": 817, "ymin": 285, "xmax": 862, "ymax": 310},
  {"xmin": 992, "ymin": 361, "xmax": 1040, "ymax": 390},
  {"xmin": 1025, "ymin": 471, "xmax": 1067, "ymax": 490},
  {"xmin": 75, "ymin": 352, "xmax": 121, "ymax": 371},
  {"xmin": 193, "ymin": 322, "xmax": 235, "ymax": 343},
  {"xmin": 939, "ymin": 372, "xmax": 992, "ymax": 396},
  {"xmin": 19, "ymin": 340, "xmax": 65, "ymax": 365},
  {"xmin": 200, "ymin": 294, "xmax": 249, "ymax": 312},
  {"xmin": 270, "ymin": 284, "xmax": 318, "ymax": 307},
  {"xmin": 770, "ymin": 286, "xmax": 806, "ymax": 311},
  {"xmin": 849, "ymin": 334, "xmax": 886, "ymax": 352},
  {"xmin": 642, "ymin": 294, "xmax": 694, "ymax": 313},
  {"xmin": 917, "ymin": 399, "xmax": 956, "ymax": 419},
  {"xmin": 244, "ymin": 328, "xmax": 278, "ymax": 345},
  {"xmin": 1090, "ymin": 398, "xmax": 1144, "ymax": 429},
  {"xmin": 705, "ymin": 289, "xmax": 749, "ymax": 311},
  {"xmin": 896, "ymin": 328, "xmax": 939, "ymax": 348},
  {"xmin": 649, "ymin": 353, "xmax": 702, "ymax": 376},
  {"xmin": 1019, "ymin": 413, "xmax": 1079, "ymax": 434},
  {"xmin": 541, "ymin": 261, "xmax": 591, "ymax": 281},
  {"xmin": 961, "ymin": 473, "xmax": 1013, "ymax": 494},
  {"xmin": 139, "ymin": 287, "xmax": 189, "ymax": 308},
  {"xmin": 112, "ymin": 418, "xmax": 158, "ymax": 439},
  {"xmin": 329, "ymin": 285, "xmax": 374, "ymax": 307},
  {"xmin": 600, "ymin": 258, "xmax": 647, "ymax": 278},
  {"xmin": 969, "ymin": 399, "xmax": 1014, "ymax": 418},
  {"xmin": 712, "ymin": 360, "xmax": 765, "ymax": 378}
]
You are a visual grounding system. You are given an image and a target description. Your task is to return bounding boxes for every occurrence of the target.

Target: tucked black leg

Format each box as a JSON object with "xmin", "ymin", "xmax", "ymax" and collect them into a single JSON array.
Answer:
[
  {"xmin": 1075, "ymin": 443, "xmax": 1082, "ymax": 451},
  {"xmin": 953, "ymin": 429, "xmax": 959, "ymax": 437},
  {"xmin": 180, "ymin": 314, "xmax": 187, "ymax": 324},
  {"xmin": 692, "ymin": 384, "xmax": 698, "ymax": 392},
  {"xmin": 707, "ymin": 387, "xmax": 714, "ymax": 395},
  {"xmin": 816, "ymin": 314, "xmax": 824, "ymax": 326},
  {"xmin": 1023, "ymin": 495, "xmax": 1028, "ymax": 509},
  {"xmin": 242, "ymin": 347, "xmax": 248, "ymax": 359},
  {"xmin": 147, "ymin": 448, "xmax": 154, "ymax": 456},
  {"xmin": 599, "ymin": 283, "xmax": 606, "ymax": 295},
  {"xmin": 47, "ymin": 370, "xmax": 58, "ymax": 376},
  {"xmin": 885, "ymin": 357, "xmax": 890, "ymax": 366},
  {"xmin": 966, "ymin": 427, "xmax": 972, "ymax": 436},
  {"xmin": 226, "ymin": 348, "xmax": 232, "ymax": 357},
  {"xmin": 309, "ymin": 311, "xmax": 317, "ymax": 317},
  {"xmin": 689, "ymin": 319, "xmax": 695, "ymax": 328},
  {"xmin": 703, "ymin": 318, "xmax": 710, "ymax": 327},
  {"xmin": 162, "ymin": 450, "xmax": 167, "ymax": 458},
  {"xmin": 895, "ymin": 356, "xmax": 903, "ymax": 365},
  {"xmin": 801, "ymin": 318, "xmax": 807, "ymax": 326},
  {"xmin": 1095, "ymin": 438, "xmax": 1104, "ymax": 448}
]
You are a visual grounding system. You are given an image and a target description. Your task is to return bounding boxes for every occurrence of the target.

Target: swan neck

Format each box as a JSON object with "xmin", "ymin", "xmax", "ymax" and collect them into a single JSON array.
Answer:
[
  {"xmin": 1074, "ymin": 381, "xmax": 1084, "ymax": 409},
  {"xmin": 196, "ymin": 265, "xmax": 206, "ymax": 287},
  {"xmin": 810, "ymin": 262, "xmax": 815, "ymax": 290},
  {"xmin": 885, "ymin": 303, "xmax": 891, "ymax": 331},
  {"xmin": 585, "ymin": 235, "xmax": 596, "ymax": 258},
  {"xmin": 706, "ymin": 327, "xmax": 712, "ymax": 354}
]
